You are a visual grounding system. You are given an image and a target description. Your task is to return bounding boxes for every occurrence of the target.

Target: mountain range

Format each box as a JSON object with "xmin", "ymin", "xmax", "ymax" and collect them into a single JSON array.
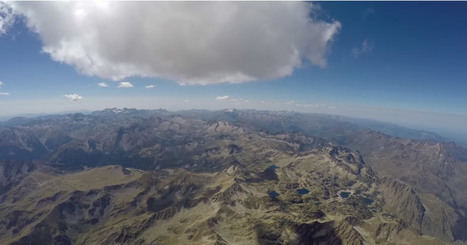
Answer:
[{"xmin": 0, "ymin": 108, "xmax": 466, "ymax": 244}]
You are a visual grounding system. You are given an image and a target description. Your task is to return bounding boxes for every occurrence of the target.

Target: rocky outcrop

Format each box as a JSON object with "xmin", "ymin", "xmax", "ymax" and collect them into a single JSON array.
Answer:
[
  {"xmin": 378, "ymin": 176, "xmax": 467, "ymax": 243},
  {"xmin": 0, "ymin": 161, "xmax": 36, "ymax": 194},
  {"xmin": 379, "ymin": 177, "xmax": 425, "ymax": 230},
  {"xmin": 0, "ymin": 128, "xmax": 48, "ymax": 161},
  {"xmin": 294, "ymin": 219, "xmax": 364, "ymax": 245}
]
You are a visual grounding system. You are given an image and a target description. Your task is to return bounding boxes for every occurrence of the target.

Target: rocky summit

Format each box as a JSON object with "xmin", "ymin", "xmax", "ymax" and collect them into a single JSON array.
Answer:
[{"xmin": 0, "ymin": 109, "xmax": 466, "ymax": 244}]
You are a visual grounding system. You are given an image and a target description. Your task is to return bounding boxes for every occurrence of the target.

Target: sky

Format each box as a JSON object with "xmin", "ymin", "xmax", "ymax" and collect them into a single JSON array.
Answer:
[{"xmin": 0, "ymin": 1, "xmax": 466, "ymax": 138}]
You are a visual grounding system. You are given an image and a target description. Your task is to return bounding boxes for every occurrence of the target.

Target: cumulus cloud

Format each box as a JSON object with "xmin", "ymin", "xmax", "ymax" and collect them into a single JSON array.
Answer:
[
  {"xmin": 145, "ymin": 85, "xmax": 155, "ymax": 89},
  {"xmin": 215, "ymin": 95, "xmax": 230, "ymax": 101},
  {"xmin": 64, "ymin": 93, "xmax": 83, "ymax": 101},
  {"xmin": 0, "ymin": 2, "xmax": 15, "ymax": 35},
  {"xmin": 352, "ymin": 39, "xmax": 374, "ymax": 58},
  {"xmin": 117, "ymin": 81, "xmax": 133, "ymax": 88},
  {"xmin": 5, "ymin": 2, "xmax": 341, "ymax": 85},
  {"xmin": 98, "ymin": 82, "xmax": 108, "ymax": 87}
]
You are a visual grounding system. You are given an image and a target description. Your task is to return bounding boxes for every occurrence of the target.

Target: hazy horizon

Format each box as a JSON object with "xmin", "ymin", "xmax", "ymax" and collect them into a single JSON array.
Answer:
[
  {"xmin": 1, "ymin": 2, "xmax": 466, "ymax": 140},
  {"xmin": 2, "ymin": 105, "xmax": 467, "ymax": 147}
]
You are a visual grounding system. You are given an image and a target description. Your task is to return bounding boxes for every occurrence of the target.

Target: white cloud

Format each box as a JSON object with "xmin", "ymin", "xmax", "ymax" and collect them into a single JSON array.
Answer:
[
  {"xmin": 64, "ymin": 93, "xmax": 83, "ymax": 101},
  {"xmin": 215, "ymin": 95, "xmax": 229, "ymax": 101},
  {"xmin": 0, "ymin": 81, "xmax": 3, "ymax": 88},
  {"xmin": 117, "ymin": 81, "xmax": 133, "ymax": 88},
  {"xmin": 352, "ymin": 39, "xmax": 374, "ymax": 58},
  {"xmin": 98, "ymin": 82, "xmax": 108, "ymax": 87},
  {"xmin": 145, "ymin": 85, "xmax": 155, "ymax": 89},
  {"xmin": 0, "ymin": 2, "xmax": 15, "ymax": 35},
  {"xmin": 6, "ymin": 2, "xmax": 341, "ymax": 85}
]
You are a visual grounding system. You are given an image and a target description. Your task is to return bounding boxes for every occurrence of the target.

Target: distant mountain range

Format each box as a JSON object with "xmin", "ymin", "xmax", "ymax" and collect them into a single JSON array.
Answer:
[{"xmin": 0, "ymin": 108, "xmax": 466, "ymax": 244}]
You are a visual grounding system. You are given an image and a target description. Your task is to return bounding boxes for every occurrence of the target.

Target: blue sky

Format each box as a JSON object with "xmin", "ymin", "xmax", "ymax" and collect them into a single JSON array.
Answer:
[{"xmin": 0, "ymin": 2, "xmax": 466, "ymax": 137}]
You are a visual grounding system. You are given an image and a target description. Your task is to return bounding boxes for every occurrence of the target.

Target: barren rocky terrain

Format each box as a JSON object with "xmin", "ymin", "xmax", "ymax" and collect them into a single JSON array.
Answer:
[{"xmin": 0, "ymin": 108, "xmax": 466, "ymax": 244}]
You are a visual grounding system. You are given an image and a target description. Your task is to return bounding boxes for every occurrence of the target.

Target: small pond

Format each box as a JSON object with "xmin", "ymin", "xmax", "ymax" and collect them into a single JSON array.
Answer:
[
  {"xmin": 268, "ymin": 191, "xmax": 280, "ymax": 197},
  {"xmin": 363, "ymin": 197, "xmax": 374, "ymax": 205},
  {"xmin": 340, "ymin": 191, "xmax": 351, "ymax": 199},
  {"xmin": 296, "ymin": 188, "xmax": 309, "ymax": 195},
  {"xmin": 266, "ymin": 165, "xmax": 279, "ymax": 171}
]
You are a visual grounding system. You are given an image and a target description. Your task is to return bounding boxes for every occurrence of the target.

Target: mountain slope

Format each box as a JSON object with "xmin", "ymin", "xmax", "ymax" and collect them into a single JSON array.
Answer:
[
  {"xmin": 0, "ymin": 145, "xmax": 451, "ymax": 244},
  {"xmin": 0, "ymin": 108, "xmax": 466, "ymax": 244}
]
